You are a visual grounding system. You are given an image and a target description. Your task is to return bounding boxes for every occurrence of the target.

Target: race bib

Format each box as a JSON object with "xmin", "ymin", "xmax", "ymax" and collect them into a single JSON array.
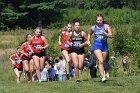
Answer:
[
  {"xmin": 28, "ymin": 50, "xmax": 33, "ymax": 56},
  {"xmin": 16, "ymin": 60, "xmax": 21, "ymax": 64},
  {"xmin": 34, "ymin": 44, "xmax": 41, "ymax": 50},
  {"xmin": 73, "ymin": 41, "xmax": 82, "ymax": 47},
  {"xmin": 96, "ymin": 34, "xmax": 106, "ymax": 41},
  {"xmin": 64, "ymin": 43, "xmax": 70, "ymax": 48}
]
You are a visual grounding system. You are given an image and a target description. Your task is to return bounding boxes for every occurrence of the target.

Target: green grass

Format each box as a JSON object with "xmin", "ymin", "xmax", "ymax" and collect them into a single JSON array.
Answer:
[
  {"xmin": 0, "ymin": 75, "xmax": 140, "ymax": 93},
  {"xmin": 0, "ymin": 27, "xmax": 140, "ymax": 93}
]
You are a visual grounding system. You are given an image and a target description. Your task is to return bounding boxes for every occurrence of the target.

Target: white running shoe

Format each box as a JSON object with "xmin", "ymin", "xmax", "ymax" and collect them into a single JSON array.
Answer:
[
  {"xmin": 39, "ymin": 80, "xmax": 42, "ymax": 83},
  {"xmin": 106, "ymin": 72, "xmax": 109, "ymax": 78},
  {"xmin": 102, "ymin": 77, "xmax": 106, "ymax": 82}
]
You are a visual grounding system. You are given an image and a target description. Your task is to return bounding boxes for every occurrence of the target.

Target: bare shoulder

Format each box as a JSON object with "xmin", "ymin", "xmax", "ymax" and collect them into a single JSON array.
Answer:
[
  {"xmin": 62, "ymin": 31, "xmax": 65, "ymax": 34},
  {"xmin": 41, "ymin": 36, "xmax": 46, "ymax": 40},
  {"xmin": 82, "ymin": 31, "xmax": 86, "ymax": 35},
  {"xmin": 104, "ymin": 24, "xmax": 110, "ymax": 29},
  {"xmin": 91, "ymin": 25, "xmax": 95, "ymax": 31},
  {"xmin": 31, "ymin": 36, "xmax": 35, "ymax": 39},
  {"xmin": 23, "ymin": 42, "xmax": 26, "ymax": 46}
]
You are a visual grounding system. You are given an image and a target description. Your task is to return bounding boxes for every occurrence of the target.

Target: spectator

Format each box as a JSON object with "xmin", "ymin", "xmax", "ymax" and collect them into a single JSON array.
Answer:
[{"xmin": 87, "ymin": 49, "xmax": 97, "ymax": 78}]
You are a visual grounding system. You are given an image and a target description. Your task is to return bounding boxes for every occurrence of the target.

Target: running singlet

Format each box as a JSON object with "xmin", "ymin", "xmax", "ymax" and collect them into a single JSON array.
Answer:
[
  {"xmin": 31, "ymin": 36, "xmax": 45, "ymax": 54},
  {"xmin": 94, "ymin": 24, "xmax": 107, "ymax": 43},
  {"xmin": 61, "ymin": 32, "xmax": 71, "ymax": 50},
  {"xmin": 93, "ymin": 24, "xmax": 108, "ymax": 52},
  {"xmin": 71, "ymin": 31, "xmax": 84, "ymax": 49},
  {"xmin": 23, "ymin": 42, "xmax": 32, "ymax": 59},
  {"xmin": 14, "ymin": 54, "xmax": 23, "ymax": 68}
]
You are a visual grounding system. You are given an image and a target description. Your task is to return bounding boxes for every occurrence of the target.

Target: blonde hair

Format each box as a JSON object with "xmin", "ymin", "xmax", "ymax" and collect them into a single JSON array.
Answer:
[
  {"xmin": 35, "ymin": 27, "xmax": 42, "ymax": 35},
  {"xmin": 61, "ymin": 26, "xmax": 67, "ymax": 32},
  {"xmin": 35, "ymin": 27, "xmax": 42, "ymax": 31}
]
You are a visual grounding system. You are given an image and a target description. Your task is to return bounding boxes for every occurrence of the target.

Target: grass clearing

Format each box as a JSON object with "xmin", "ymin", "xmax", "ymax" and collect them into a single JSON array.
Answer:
[
  {"xmin": 0, "ymin": 27, "xmax": 140, "ymax": 93},
  {"xmin": 0, "ymin": 76, "xmax": 140, "ymax": 93}
]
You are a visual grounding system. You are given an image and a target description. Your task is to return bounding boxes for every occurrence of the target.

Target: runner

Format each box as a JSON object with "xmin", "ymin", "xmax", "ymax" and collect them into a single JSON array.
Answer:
[
  {"xmin": 87, "ymin": 14, "xmax": 112, "ymax": 82},
  {"xmin": 31, "ymin": 27, "xmax": 49, "ymax": 82},
  {"xmin": 67, "ymin": 19, "xmax": 88, "ymax": 83},
  {"xmin": 19, "ymin": 34, "xmax": 34, "ymax": 82},
  {"xmin": 58, "ymin": 24, "xmax": 72, "ymax": 80},
  {"xmin": 10, "ymin": 48, "xmax": 23, "ymax": 84}
]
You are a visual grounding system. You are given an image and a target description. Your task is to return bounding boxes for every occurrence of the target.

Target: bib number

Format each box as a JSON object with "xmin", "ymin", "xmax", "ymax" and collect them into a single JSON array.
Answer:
[
  {"xmin": 34, "ymin": 45, "xmax": 41, "ymax": 50},
  {"xmin": 96, "ymin": 34, "xmax": 106, "ymax": 41},
  {"xmin": 73, "ymin": 41, "xmax": 82, "ymax": 47},
  {"xmin": 16, "ymin": 60, "xmax": 21, "ymax": 64},
  {"xmin": 28, "ymin": 50, "xmax": 33, "ymax": 56},
  {"xmin": 64, "ymin": 43, "xmax": 70, "ymax": 48}
]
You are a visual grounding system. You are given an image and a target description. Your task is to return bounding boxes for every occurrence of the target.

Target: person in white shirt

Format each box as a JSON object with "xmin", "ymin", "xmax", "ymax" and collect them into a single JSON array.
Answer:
[{"xmin": 57, "ymin": 56, "xmax": 66, "ymax": 81}]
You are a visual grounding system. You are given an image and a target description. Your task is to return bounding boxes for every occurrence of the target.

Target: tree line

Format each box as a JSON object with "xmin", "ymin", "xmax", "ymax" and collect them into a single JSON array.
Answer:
[{"xmin": 0, "ymin": 0, "xmax": 140, "ymax": 30}]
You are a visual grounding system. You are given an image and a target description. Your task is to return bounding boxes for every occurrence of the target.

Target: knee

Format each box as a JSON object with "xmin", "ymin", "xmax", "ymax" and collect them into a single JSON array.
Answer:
[
  {"xmin": 24, "ymin": 68, "xmax": 29, "ymax": 72},
  {"xmin": 98, "ymin": 60, "xmax": 104, "ymax": 65},
  {"xmin": 30, "ymin": 69, "xmax": 34, "ymax": 73},
  {"xmin": 79, "ymin": 66, "xmax": 83, "ymax": 70},
  {"xmin": 67, "ymin": 59, "xmax": 71, "ymax": 63},
  {"xmin": 16, "ymin": 75, "xmax": 20, "ymax": 78},
  {"xmin": 74, "ymin": 65, "xmax": 79, "ymax": 69},
  {"xmin": 36, "ymin": 66, "xmax": 40, "ymax": 70}
]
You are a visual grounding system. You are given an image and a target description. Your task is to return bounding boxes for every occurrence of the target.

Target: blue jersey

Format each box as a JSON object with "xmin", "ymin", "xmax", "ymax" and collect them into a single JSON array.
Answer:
[
  {"xmin": 92, "ymin": 24, "xmax": 108, "ymax": 52},
  {"xmin": 94, "ymin": 24, "xmax": 107, "ymax": 43}
]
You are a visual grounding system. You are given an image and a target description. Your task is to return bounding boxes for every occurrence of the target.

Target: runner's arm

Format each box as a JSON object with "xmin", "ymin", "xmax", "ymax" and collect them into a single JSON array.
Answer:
[
  {"xmin": 58, "ymin": 32, "xmax": 62, "ymax": 45},
  {"xmin": 66, "ymin": 32, "xmax": 72, "ymax": 46},
  {"xmin": 19, "ymin": 43, "xmax": 28, "ymax": 56},
  {"xmin": 103, "ymin": 24, "xmax": 112, "ymax": 38},
  {"xmin": 79, "ymin": 31, "xmax": 87, "ymax": 47},
  {"xmin": 9, "ymin": 54, "xmax": 15, "ymax": 65},
  {"xmin": 87, "ymin": 27, "xmax": 94, "ymax": 46},
  {"xmin": 42, "ymin": 36, "xmax": 49, "ymax": 49}
]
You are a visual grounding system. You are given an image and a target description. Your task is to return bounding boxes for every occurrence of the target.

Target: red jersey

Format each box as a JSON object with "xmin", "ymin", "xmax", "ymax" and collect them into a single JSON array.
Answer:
[
  {"xmin": 61, "ymin": 32, "xmax": 71, "ymax": 50},
  {"xmin": 31, "ymin": 36, "xmax": 45, "ymax": 54},
  {"xmin": 22, "ymin": 42, "xmax": 32, "ymax": 59},
  {"xmin": 14, "ymin": 54, "xmax": 23, "ymax": 69}
]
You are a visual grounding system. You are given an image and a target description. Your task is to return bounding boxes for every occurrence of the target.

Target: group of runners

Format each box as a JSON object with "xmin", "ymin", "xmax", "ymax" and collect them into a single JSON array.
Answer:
[{"xmin": 10, "ymin": 14, "xmax": 112, "ymax": 84}]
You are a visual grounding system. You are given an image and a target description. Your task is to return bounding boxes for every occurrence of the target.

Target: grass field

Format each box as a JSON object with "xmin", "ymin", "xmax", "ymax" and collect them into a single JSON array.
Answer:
[
  {"xmin": 0, "ymin": 75, "xmax": 140, "ymax": 93},
  {"xmin": 0, "ymin": 28, "xmax": 139, "ymax": 93}
]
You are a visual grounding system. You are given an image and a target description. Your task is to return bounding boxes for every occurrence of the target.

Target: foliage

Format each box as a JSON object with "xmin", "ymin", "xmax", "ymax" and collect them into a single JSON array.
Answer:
[{"xmin": 0, "ymin": 0, "xmax": 140, "ymax": 29}]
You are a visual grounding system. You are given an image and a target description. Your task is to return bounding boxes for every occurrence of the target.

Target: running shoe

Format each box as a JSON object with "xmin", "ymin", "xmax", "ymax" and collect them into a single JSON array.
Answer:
[
  {"xmin": 76, "ymin": 80, "xmax": 81, "ymax": 84},
  {"xmin": 101, "ymin": 77, "xmax": 106, "ymax": 82}
]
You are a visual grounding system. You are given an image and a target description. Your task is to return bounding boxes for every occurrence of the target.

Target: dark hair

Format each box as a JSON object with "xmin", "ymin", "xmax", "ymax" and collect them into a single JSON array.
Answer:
[
  {"xmin": 59, "ymin": 56, "xmax": 63, "ymax": 60},
  {"xmin": 96, "ymin": 14, "xmax": 108, "ymax": 24},
  {"xmin": 55, "ymin": 59, "xmax": 59, "ymax": 63},
  {"xmin": 25, "ymin": 34, "xmax": 31, "ymax": 41},
  {"xmin": 73, "ymin": 18, "xmax": 80, "ymax": 25}
]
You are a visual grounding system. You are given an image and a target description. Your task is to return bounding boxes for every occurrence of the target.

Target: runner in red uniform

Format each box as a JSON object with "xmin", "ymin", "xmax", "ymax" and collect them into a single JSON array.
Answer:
[
  {"xmin": 10, "ymin": 48, "xmax": 23, "ymax": 84},
  {"xmin": 19, "ymin": 34, "xmax": 34, "ymax": 82},
  {"xmin": 58, "ymin": 24, "xmax": 72, "ymax": 80},
  {"xmin": 31, "ymin": 27, "xmax": 49, "ymax": 82}
]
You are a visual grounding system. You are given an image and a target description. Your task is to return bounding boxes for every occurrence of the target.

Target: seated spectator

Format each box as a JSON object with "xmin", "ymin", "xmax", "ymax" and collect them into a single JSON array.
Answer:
[
  {"xmin": 70, "ymin": 64, "xmax": 75, "ymax": 80},
  {"xmin": 41, "ymin": 61, "xmax": 51, "ymax": 82},
  {"xmin": 54, "ymin": 58, "xmax": 59, "ymax": 81},
  {"xmin": 122, "ymin": 53, "xmax": 129, "ymax": 72},
  {"xmin": 57, "ymin": 56, "xmax": 66, "ymax": 81},
  {"xmin": 87, "ymin": 49, "xmax": 97, "ymax": 78}
]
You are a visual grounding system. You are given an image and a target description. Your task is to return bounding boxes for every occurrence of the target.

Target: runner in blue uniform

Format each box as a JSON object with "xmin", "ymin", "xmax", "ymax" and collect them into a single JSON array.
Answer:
[{"xmin": 87, "ymin": 14, "xmax": 112, "ymax": 82}]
